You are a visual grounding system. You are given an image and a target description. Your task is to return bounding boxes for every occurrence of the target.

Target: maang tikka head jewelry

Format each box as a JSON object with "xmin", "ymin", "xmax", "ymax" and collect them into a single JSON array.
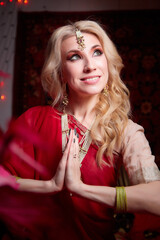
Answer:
[{"xmin": 75, "ymin": 28, "xmax": 86, "ymax": 51}]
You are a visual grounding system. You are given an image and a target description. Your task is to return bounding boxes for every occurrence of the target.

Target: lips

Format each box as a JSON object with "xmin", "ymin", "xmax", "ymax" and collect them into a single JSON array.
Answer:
[{"xmin": 81, "ymin": 76, "xmax": 100, "ymax": 81}]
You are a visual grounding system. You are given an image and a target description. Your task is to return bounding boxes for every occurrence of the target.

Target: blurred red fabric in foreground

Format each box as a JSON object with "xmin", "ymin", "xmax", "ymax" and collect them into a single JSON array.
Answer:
[
  {"xmin": 0, "ymin": 121, "xmax": 160, "ymax": 240},
  {"xmin": 0, "ymin": 122, "xmax": 77, "ymax": 240}
]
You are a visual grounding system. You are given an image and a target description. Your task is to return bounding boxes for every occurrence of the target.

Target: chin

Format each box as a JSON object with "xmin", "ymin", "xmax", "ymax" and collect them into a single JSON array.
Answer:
[{"xmin": 78, "ymin": 91, "xmax": 101, "ymax": 97}]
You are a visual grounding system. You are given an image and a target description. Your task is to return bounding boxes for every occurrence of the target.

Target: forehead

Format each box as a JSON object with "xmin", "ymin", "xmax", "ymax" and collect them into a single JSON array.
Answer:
[{"xmin": 61, "ymin": 33, "xmax": 101, "ymax": 52}]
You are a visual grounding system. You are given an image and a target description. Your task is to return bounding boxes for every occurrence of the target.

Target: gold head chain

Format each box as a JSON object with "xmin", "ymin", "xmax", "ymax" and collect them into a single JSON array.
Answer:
[{"xmin": 75, "ymin": 28, "xmax": 86, "ymax": 51}]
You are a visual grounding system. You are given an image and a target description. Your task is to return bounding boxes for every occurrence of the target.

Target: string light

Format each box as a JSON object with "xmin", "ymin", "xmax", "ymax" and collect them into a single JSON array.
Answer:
[
  {"xmin": 0, "ymin": 0, "xmax": 29, "ymax": 5},
  {"xmin": 24, "ymin": 0, "xmax": 28, "ymax": 4},
  {"xmin": 0, "ymin": 81, "xmax": 6, "ymax": 101},
  {"xmin": 0, "ymin": 94, "xmax": 6, "ymax": 101},
  {"xmin": 0, "ymin": 71, "xmax": 10, "ymax": 102},
  {"xmin": 0, "ymin": 81, "xmax": 4, "ymax": 87},
  {"xmin": 0, "ymin": 1, "xmax": 5, "ymax": 5}
]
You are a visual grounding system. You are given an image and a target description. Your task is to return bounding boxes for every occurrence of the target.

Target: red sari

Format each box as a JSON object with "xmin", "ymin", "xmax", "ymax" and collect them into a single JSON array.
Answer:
[{"xmin": 2, "ymin": 106, "xmax": 118, "ymax": 240}]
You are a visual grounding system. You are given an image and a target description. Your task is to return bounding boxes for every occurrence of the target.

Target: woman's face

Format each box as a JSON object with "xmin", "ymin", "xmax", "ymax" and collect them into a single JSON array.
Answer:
[{"xmin": 61, "ymin": 33, "xmax": 108, "ymax": 98}]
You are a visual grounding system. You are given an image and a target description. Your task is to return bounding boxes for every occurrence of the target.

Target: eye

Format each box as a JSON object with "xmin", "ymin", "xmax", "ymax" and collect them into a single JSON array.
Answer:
[
  {"xmin": 93, "ymin": 49, "xmax": 103, "ymax": 56},
  {"xmin": 68, "ymin": 54, "xmax": 81, "ymax": 61}
]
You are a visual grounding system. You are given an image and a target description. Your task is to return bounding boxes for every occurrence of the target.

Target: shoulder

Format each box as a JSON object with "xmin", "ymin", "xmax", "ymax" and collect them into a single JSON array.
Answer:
[
  {"xmin": 16, "ymin": 106, "xmax": 61, "ymax": 129},
  {"xmin": 21, "ymin": 105, "xmax": 59, "ymax": 117},
  {"xmin": 123, "ymin": 119, "xmax": 144, "ymax": 139},
  {"xmin": 119, "ymin": 120, "xmax": 160, "ymax": 184},
  {"xmin": 118, "ymin": 119, "xmax": 146, "ymax": 153}
]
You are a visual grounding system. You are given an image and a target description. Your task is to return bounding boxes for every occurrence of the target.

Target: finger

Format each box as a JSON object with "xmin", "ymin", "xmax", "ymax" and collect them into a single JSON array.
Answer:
[
  {"xmin": 54, "ymin": 130, "xmax": 74, "ymax": 189},
  {"xmin": 58, "ymin": 129, "xmax": 74, "ymax": 173},
  {"xmin": 73, "ymin": 129, "xmax": 77, "ymax": 157},
  {"xmin": 67, "ymin": 131, "xmax": 80, "ymax": 169},
  {"xmin": 73, "ymin": 131, "xmax": 79, "ymax": 160},
  {"xmin": 75, "ymin": 133, "xmax": 79, "ymax": 157},
  {"xmin": 69, "ymin": 129, "xmax": 78, "ymax": 158},
  {"xmin": 63, "ymin": 129, "xmax": 74, "ymax": 157}
]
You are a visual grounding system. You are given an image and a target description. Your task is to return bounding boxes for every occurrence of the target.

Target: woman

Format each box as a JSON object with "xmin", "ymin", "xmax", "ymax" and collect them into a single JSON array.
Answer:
[{"xmin": 2, "ymin": 20, "xmax": 160, "ymax": 239}]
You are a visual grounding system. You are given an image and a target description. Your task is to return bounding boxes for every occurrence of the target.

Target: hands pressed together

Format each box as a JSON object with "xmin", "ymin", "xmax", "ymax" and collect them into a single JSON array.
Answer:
[
  {"xmin": 15, "ymin": 128, "xmax": 160, "ymax": 215},
  {"xmin": 50, "ymin": 129, "xmax": 83, "ymax": 194}
]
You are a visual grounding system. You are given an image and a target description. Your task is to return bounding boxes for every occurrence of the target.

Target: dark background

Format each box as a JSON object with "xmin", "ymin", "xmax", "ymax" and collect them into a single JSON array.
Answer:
[{"xmin": 13, "ymin": 10, "xmax": 160, "ymax": 167}]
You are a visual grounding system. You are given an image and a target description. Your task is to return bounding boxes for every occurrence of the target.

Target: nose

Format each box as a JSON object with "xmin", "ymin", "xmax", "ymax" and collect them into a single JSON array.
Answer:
[{"xmin": 83, "ymin": 58, "xmax": 96, "ymax": 73}]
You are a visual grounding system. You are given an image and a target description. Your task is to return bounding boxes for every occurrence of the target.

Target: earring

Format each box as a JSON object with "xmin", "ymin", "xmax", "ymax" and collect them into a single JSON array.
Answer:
[
  {"xmin": 62, "ymin": 93, "xmax": 69, "ymax": 113},
  {"xmin": 62, "ymin": 94, "xmax": 68, "ymax": 106},
  {"xmin": 102, "ymin": 85, "xmax": 108, "ymax": 97}
]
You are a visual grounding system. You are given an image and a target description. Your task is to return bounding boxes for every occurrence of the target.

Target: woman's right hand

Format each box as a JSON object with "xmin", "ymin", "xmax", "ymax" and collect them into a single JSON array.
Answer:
[
  {"xmin": 65, "ymin": 130, "xmax": 83, "ymax": 194},
  {"xmin": 47, "ymin": 129, "xmax": 74, "ymax": 192}
]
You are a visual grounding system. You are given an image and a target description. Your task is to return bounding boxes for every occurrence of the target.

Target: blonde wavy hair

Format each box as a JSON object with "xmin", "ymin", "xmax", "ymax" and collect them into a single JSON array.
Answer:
[{"xmin": 41, "ymin": 20, "xmax": 131, "ymax": 166}]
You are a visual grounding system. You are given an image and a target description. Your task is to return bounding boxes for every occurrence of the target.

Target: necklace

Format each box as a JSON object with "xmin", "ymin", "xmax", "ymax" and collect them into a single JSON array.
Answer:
[{"xmin": 61, "ymin": 113, "xmax": 92, "ymax": 166}]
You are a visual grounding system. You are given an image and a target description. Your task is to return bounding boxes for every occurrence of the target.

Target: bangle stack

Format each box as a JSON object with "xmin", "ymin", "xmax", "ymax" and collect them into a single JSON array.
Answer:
[{"xmin": 116, "ymin": 186, "xmax": 127, "ymax": 213}]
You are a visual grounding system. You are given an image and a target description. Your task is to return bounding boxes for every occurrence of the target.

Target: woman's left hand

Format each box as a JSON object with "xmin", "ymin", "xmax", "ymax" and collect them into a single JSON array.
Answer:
[{"xmin": 65, "ymin": 130, "xmax": 83, "ymax": 193}]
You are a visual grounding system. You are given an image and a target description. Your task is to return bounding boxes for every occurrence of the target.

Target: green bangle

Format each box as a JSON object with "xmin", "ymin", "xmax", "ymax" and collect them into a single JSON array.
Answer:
[
  {"xmin": 14, "ymin": 176, "xmax": 21, "ymax": 180},
  {"xmin": 116, "ymin": 186, "xmax": 127, "ymax": 213}
]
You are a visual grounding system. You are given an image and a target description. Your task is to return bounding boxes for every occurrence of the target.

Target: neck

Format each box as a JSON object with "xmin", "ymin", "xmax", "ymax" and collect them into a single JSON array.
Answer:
[{"xmin": 66, "ymin": 93, "xmax": 99, "ymax": 129}]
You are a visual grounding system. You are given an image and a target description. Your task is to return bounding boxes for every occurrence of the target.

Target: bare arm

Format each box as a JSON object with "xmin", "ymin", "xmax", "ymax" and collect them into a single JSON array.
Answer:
[
  {"xmin": 70, "ymin": 181, "xmax": 160, "ymax": 215},
  {"xmin": 16, "ymin": 131, "xmax": 160, "ymax": 216},
  {"xmin": 65, "ymin": 135, "xmax": 160, "ymax": 216},
  {"xmin": 16, "ymin": 178, "xmax": 53, "ymax": 193}
]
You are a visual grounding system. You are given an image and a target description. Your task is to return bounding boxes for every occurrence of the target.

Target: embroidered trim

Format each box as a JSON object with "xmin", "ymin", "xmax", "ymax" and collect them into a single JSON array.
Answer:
[
  {"xmin": 130, "ymin": 166, "xmax": 160, "ymax": 184},
  {"xmin": 61, "ymin": 114, "xmax": 92, "ymax": 166},
  {"xmin": 61, "ymin": 114, "xmax": 69, "ymax": 153}
]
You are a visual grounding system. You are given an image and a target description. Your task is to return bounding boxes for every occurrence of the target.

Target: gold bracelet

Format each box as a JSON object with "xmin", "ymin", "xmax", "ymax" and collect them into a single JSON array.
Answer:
[{"xmin": 116, "ymin": 186, "xmax": 127, "ymax": 213}]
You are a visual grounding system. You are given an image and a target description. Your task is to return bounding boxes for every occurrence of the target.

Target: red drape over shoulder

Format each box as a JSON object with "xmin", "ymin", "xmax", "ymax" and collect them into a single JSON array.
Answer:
[{"xmin": 2, "ymin": 106, "xmax": 118, "ymax": 240}]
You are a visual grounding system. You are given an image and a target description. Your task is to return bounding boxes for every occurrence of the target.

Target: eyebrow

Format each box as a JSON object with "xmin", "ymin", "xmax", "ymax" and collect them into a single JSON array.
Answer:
[
  {"xmin": 91, "ymin": 44, "xmax": 102, "ymax": 49},
  {"xmin": 67, "ymin": 44, "xmax": 102, "ymax": 54}
]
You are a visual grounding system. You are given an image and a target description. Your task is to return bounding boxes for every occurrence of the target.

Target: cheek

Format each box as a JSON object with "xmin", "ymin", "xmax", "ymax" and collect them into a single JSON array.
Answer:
[
  {"xmin": 99, "ymin": 62, "xmax": 108, "ymax": 78},
  {"xmin": 96, "ymin": 56, "xmax": 108, "ymax": 71},
  {"xmin": 102, "ymin": 57, "xmax": 108, "ymax": 69},
  {"xmin": 62, "ymin": 64, "xmax": 77, "ymax": 79},
  {"xmin": 63, "ymin": 70, "xmax": 78, "ymax": 88},
  {"xmin": 99, "ymin": 58, "xmax": 109, "ymax": 84},
  {"xmin": 62, "ymin": 67, "xmax": 72, "ymax": 83},
  {"xmin": 102, "ymin": 59, "xmax": 109, "ymax": 77}
]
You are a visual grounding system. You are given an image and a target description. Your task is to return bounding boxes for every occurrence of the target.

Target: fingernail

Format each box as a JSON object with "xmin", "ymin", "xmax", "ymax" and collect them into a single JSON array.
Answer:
[
  {"xmin": 77, "ymin": 133, "xmax": 79, "ymax": 138},
  {"xmin": 74, "ymin": 128, "xmax": 77, "ymax": 135},
  {"xmin": 73, "ymin": 138, "xmax": 75, "ymax": 143},
  {"xmin": 69, "ymin": 128, "xmax": 71, "ymax": 135}
]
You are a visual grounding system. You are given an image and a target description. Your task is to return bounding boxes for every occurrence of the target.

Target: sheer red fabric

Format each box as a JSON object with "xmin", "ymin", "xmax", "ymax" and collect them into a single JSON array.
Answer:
[{"xmin": 2, "ymin": 106, "xmax": 117, "ymax": 240}]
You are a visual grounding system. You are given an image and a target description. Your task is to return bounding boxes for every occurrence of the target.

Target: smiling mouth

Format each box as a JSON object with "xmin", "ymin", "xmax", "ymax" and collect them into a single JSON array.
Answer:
[{"xmin": 81, "ymin": 76, "xmax": 100, "ymax": 81}]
